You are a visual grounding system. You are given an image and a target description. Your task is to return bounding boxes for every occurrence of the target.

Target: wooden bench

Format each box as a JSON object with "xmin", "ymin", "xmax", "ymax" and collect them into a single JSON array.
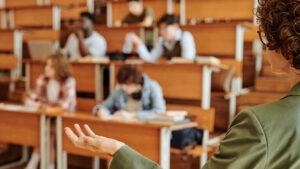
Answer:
[
  {"xmin": 111, "ymin": 62, "xmax": 214, "ymax": 102},
  {"xmin": 94, "ymin": 25, "xmax": 142, "ymax": 53},
  {"xmin": 3, "ymin": 0, "xmax": 42, "ymax": 8},
  {"xmin": 1, "ymin": 0, "xmax": 91, "ymax": 8},
  {"xmin": 181, "ymin": 0, "xmax": 254, "ymax": 24},
  {"xmin": 0, "ymin": 30, "xmax": 22, "ymax": 88},
  {"xmin": 8, "ymin": 6, "xmax": 60, "ymax": 30},
  {"xmin": 61, "ymin": 6, "xmax": 89, "ymax": 21},
  {"xmin": 0, "ymin": 54, "xmax": 17, "ymax": 83},
  {"xmin": 49, "ymin": 0, "xmax": 88, "ymax": 6},
  {"xmin": 51, "ymin": 111, "xmax": 197, "ymax": 169},
  {"xmin": 182, "ymin": 23, "xmax": 242, "ymax": 58},
  {"xmin": 0, "ymin": 105, "xmax": 48, "ymax": 169},
  {"xmin": 181, "ymin": 23, "xmax": 246, "ymax": 124},
  {"xmin": 22, "ymin": 29, "xmax": 60, "ymax": 42},
  {"xmin": 76, "ymin": 97, "xmax": 102, "ymax": 113}
]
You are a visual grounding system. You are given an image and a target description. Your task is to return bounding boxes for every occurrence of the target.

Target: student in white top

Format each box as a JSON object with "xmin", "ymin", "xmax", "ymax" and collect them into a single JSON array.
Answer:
[
  {"xmin": 62, "ymin": 12, "xmax": 107, "ymax": 60},
  {"xmin": 123, "ymin": 14, "xmax": 196, "ymax": 62}
]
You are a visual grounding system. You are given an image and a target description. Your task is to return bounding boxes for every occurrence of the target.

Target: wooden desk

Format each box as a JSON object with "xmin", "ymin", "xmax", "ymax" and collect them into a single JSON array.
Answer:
[
  {"xmin": 110, "ymin": 61, "xmax": 217, "ymax": 167},
  {"xmin": 53, "ymin": 112, "xmax": 197, "ymax": 169},
  {"xmin": 0, "ymin": 105, "xmax": 48, "ymax": 169},
  {"xmin": 94, "ymin": 26, "xmax": 141, "ymax": 53},
  {"xmin": 184, "ymin": 0, "xmax": 254, "ymax": 22},
  {"xmin": 181, "ymin": 23, "xmax": 245, "ymax": 92},
  {"xmin": 110, "ymin": 61, "xmax": 216, "ymax": 108},
  {"xmin": 0, "ymin": 29, "xmax": 22, "ymax": 92},
  {"xmin": 24, "ymin": 60, "xmax": 108, "ymax": 100},
  {"xmin": 11, "ymin": 6, "xmax": 60, "ymax": 30}
]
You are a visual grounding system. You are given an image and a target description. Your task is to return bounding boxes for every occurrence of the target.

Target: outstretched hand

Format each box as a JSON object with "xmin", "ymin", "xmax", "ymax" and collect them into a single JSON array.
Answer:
[{"xmin": 65, "ymin": 124, "xmax": 125, "ymax": 156}]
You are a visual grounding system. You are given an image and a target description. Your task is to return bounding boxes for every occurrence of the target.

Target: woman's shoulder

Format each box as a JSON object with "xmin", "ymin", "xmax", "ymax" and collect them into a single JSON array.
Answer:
[{"xmin": 238, "ymin": 98, "xmax": 293, "ymax": 131}]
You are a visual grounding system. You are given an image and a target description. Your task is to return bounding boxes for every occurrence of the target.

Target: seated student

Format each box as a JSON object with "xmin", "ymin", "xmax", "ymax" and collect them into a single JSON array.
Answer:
[
  {"xmin": 25, "ymin": 53, "xmax": 76, "ymax": 169},
  {"xmin": 115, "ymin": 0, "xmax": 154, "ymax": 27},
  {"xmin": 93, "ymin": 64, "xmax": 165, "ymax": 120},
  {"xmin": 123, "ymin": 14, "xmax": 196, "ymax": 62},
  {"xmin": 62, "ymin": 12, "xmax": 107, "ymax": 60}
]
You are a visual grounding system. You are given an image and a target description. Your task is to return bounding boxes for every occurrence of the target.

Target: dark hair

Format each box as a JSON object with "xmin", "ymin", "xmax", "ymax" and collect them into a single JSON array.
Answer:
[
  {"xmin": 46, "ymin": 53, "xmax": 72, "ymax": 82},
  {"xmin": 80, "ymin": 12, "xmax": 96, "ymax": 24},
  {"xmin": 128, "ymin": 0, "xmax": 141, "ymax": 2},
  {"xmin": 256, "ymin": 0, "xmax": 300, "ymax": 69},
  {"xmin": 157, "ymin": 14, "xmax": 179, "ymax": 26},
  {"xmin": 117, "ymin": 64, "xmax": 143, "ymax": 85}
]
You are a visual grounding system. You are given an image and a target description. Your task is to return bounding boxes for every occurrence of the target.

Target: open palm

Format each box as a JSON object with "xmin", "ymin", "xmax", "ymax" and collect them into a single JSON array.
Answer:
[{"xmin": 64, "ymin": 124, "xmax": 125, "ymax": 156}]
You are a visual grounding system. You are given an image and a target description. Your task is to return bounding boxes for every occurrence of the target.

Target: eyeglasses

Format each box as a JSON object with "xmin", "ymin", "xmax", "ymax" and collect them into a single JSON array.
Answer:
[{"xmin": 257, "ymin": 30, "xmax": 269, "ymax": 47}]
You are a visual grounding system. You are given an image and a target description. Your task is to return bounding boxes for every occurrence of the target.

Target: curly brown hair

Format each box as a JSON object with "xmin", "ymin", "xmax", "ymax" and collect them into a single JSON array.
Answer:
[
  {"xmin": 256, "ymin": 0, "xmax": 300, "ymax": 69},
  {"xmin": 46, "ymin": 53, "xmax": 73, "ymax": 82},
  {"xmin": 117, "ymin": 64, "xmax": 143, "ymax": 85}
]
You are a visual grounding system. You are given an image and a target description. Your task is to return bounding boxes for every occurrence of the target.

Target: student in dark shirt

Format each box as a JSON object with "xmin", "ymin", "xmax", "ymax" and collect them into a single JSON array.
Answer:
[{"xmin": 115, "ymin": 0, "xmax": 154, "ymax": 27}]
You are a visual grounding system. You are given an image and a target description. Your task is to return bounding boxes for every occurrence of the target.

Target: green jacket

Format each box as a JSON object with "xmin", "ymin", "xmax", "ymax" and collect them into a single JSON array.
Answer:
[{"xmin": 110, "ymin": 82, "xmax": 300, "ymax": 169}]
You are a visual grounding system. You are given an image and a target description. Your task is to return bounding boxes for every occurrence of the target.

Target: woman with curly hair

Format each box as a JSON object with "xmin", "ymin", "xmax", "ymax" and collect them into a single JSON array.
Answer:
[{"xmin": 64, "ymin": 0, "xmax": 300, "ymax": 168}]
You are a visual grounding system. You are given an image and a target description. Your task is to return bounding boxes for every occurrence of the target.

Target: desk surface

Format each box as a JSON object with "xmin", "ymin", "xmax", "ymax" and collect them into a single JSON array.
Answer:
[
  {"xmin": 0, "ymin": 106, "xmax": 41, "ymax": 147},
  {"xmin": 60, "ymin": 112, "xmax": 197, "ymax": 163},
  {"xmin": 23, "ymin": 58, "xmax": 222, "ymax": 68}
]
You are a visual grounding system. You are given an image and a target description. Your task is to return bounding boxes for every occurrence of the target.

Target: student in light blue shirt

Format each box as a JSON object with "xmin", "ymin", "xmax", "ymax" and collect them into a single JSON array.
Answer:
[{"xmin": 123, "ymin": 14, "xmax": 196, "ymax": 62}]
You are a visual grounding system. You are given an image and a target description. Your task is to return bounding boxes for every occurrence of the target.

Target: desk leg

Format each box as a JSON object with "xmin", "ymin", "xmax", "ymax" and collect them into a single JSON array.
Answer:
[
  {"xmin": 21, "ymin": 146, "xmax": 29, "ymax": 163},
  {"xmin": 40, "ymin": 115, "xmax": 47, "ymax": 169},
  {"xmin": 160, "ymin": 128, "xmax": 171, "ymax": 169},
  {"xmin": 25, "ymin": 63, "xmax": 30, "ymax": 93},
  {"xmin": 229, "ymin": 94, "xmax": 237, "ymax": 126},
  {"xmin": 93, "ymin": 157, "xmax": 100, "ymax": 169},
  {"xmin": 95, "ymin": 65, "xmax": 103, "ymax": 100},
  {"xmin": 63, "ymin": 152, "xmax": 68, "ymax": 169},
  {"xmin": 56, "ymin": 117, "xmax": 62, "ymax": 169},
  {"xmin": 109, "ymin": 64, "xmax": 115, "ymax": 94},
  {"xmin": 201, "ymin": 130, "xmax": 209, "ymax": 168},
  {"xmin": 56, "ymin": 116, "xmax": 67, "ymax": 169},
  {"xmin": 46, "ymin": 117, "xmax": 51, "ymax": 168},
  {"xmin": 201, "ymin": 66, "xmax": 212, "ymax": 109}
]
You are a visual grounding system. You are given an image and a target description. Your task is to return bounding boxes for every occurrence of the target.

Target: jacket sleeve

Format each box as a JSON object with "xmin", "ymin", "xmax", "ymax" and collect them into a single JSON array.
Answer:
[
  {"xmin": 93, "ymin": 86, "xmax": 122, "ymax": 115},
  {"xmin": 110, "ymin": 146, "xmax": 162, "ymax": 169},
  {"xmin": 181, "ymin": 31, "xmax": 196, "ymax": 60},
  {"xmin": 203, "ymin": 109, "xmax": 268, "ymax": 169},
  {"xmin": 136, "ymin": 81, "xmax": 166, "ymax": 120}
]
